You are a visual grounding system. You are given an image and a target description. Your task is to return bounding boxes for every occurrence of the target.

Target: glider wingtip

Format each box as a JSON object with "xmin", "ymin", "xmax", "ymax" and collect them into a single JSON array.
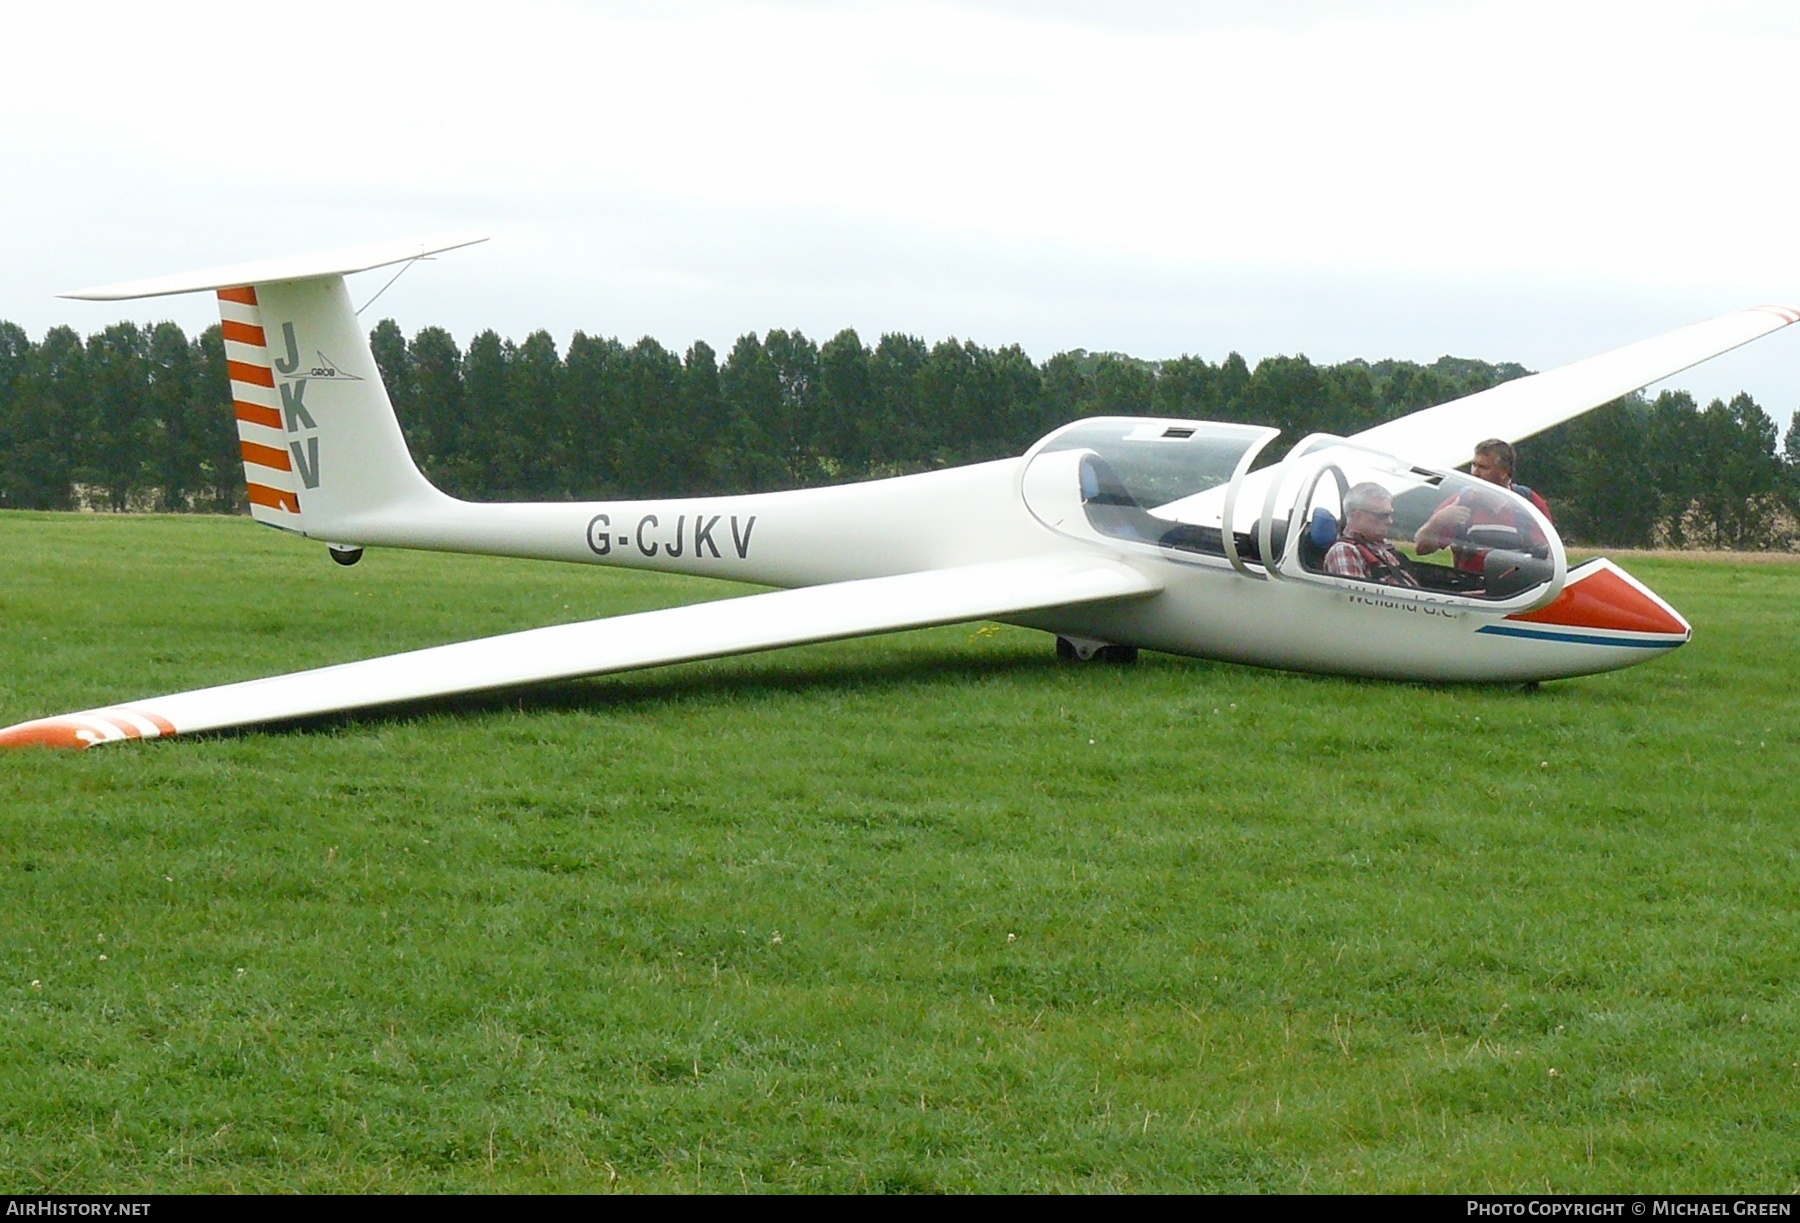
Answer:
[
  {"xmin": 0, "ymin": 717, "xmax": 103, "ymax": 750},
  {"xmin": 0, "ymin": 708, "xmax": 175, "ymax": 749}
]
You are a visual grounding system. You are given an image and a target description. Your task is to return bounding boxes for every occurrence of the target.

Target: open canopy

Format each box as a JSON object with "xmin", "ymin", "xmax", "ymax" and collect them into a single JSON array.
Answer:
[{"xmin": 1020, "ymin": 417, "xmax": 1564, "ymax": 611}]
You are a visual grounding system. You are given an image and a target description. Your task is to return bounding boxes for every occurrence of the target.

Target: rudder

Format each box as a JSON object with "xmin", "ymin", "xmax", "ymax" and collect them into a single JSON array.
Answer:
[{"xmin": 217, "ymin": 285, "xmax": 306, "ymax": 530}]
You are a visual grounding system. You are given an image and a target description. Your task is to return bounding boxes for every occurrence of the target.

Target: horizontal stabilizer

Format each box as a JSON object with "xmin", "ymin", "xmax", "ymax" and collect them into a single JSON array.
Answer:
[
  {"xmin": 60, "ymin": 234, "xmax": 488, "ymax": 301},
  {"xmin": 0, "ymin": 555, "xmax": 1160, "ymax": 748}
]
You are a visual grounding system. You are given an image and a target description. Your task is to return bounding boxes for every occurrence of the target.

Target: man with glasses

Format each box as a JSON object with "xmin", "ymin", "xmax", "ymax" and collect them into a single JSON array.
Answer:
[{"xmin": 1324, "ymin": 482, "xmax": 1421, "ymax": 587}]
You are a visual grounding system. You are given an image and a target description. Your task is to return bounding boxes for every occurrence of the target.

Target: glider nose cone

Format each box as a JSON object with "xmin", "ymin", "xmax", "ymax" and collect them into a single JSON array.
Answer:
[{"xmin": 1507, "ymin": 560, "xmax": 1692, "ymax": 644}]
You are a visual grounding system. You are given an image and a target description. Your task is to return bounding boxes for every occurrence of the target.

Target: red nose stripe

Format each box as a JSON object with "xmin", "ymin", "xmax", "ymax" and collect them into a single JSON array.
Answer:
[{"xmin": 1507, "ymin": 566, "xmax": 1687, "ymax": 635}]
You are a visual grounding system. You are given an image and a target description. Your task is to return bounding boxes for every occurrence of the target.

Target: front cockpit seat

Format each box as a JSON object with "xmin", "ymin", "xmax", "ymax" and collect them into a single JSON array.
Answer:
[{"xmin": 1296, "ymin": 506, "xmax": 1340, "ymax": 572}]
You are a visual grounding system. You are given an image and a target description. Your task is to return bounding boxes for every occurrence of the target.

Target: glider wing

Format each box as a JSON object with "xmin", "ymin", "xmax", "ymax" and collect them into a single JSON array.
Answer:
[
  {"xmin": 0, "ymin": 555, "xmax": 1160, "ymax": 748},
  {"xmin": 1347, "ymin": 304, "xmax": 1800, "ymax": 471}
]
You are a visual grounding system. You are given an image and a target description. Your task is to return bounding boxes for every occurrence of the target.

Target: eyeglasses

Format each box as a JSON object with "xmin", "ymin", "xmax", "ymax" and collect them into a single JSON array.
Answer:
[{"xmin": 1356, "ymin": 509, "xmax": 1395, "ymax": 522}]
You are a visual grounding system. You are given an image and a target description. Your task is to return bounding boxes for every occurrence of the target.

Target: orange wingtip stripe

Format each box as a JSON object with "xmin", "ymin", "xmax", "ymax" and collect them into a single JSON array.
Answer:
[
  {"xmin": 0, "ymin": 718, "xmax": 105, "ymax": 750},
  {"xmin": 138, "ymin": 711, "xmax": 176, "ymax": 736},
  {"xmin": 217, "ymin": 286, "xmax": 258, "ymax": 305},
  {"xmin": 94, "ymin": 714, "xmax": 148, "ymax": 740},
  {"xmin": 240, "ymin": 440, "xmax": 291, "ymax": 471},
  {"xmin": 234, "ymin": 400, "xmax": 283, "ymax": 429},
  {"xmin": 1507, "ymin": 566, "xmax": 1688, "ymax": 636},
  {"xmin": 221, "ymin": 319, "xmax": 266, "ymax": 346},
  {"xmin": 247, "ymin": 483, "xmax": 301, "ymax": 513},
  {"xmin": 227, "ymin": 360, "xmax": 275, "ymax": 388}
]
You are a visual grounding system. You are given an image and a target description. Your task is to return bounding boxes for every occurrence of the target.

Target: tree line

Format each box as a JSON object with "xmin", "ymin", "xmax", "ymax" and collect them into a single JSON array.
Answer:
[{"xmin": 1, "ymin": 317, "xmax": 1796, "ymax": 549}]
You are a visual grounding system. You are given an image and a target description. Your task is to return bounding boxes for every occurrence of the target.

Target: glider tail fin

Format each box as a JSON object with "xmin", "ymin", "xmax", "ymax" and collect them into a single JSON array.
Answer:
[
  {"xmin": 215, "ymin": 276, "xmax": 441, "ymax": 538},
  {"xmin": 62, "ymin": 235, "xmax": 485, "ymax": 541}
]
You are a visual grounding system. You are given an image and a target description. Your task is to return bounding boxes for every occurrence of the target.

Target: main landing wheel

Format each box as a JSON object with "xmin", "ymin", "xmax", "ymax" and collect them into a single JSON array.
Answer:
[
  {"xmin": 1055, "ymin": 636, "xmax": 1138, "ymax": 664},
  {"xmin": 327, "ymin": 544, "xmax": 364, "ymax": 567}
]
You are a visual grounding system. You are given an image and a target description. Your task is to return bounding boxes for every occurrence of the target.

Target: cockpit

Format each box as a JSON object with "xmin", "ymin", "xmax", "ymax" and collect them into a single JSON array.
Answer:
[{"xmin": 1019, "ymin": 418, "xmax": 1565, "ymax": 611}]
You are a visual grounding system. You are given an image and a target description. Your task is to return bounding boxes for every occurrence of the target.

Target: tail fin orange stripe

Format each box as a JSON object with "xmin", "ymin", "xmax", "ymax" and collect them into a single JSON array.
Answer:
[
  {"xmin": 227, "ymin": 360, "xmax": 275, "ymax": 388},
  {"xmin": 217, "ymin": 286, "xmax": 259, "ymax": 305},
  {"xmin": 247, "ymin": 483, "xmax": 301, "ymax": 513},
  {"xmin": 221, "ymin": 319, "xmax": 267, "ymax": 346},
  {"xmin": 234, "ymin": 400, "xmax": 283, "ymax": 429},
  {"xmin": 240, "ymin": 440, "xmax": 292, "ymax": 471}
]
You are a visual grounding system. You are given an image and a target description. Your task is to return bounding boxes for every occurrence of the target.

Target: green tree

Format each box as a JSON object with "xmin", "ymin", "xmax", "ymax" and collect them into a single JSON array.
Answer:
[
  {"xmin": 1647, "ymin": 390, "xmax": 1701, "ymax": 546},
  {"xmin": 13, "ymin": 326, "xmax": 87, "ymax": 510},
  {"xmin": 762, "ymin": 329, "xmax": 822, "ymax": 485},
  {"xmin": 720, "ymin": 332, "xmax": 787, "ymax": 490},
  {"xmin": 510, "ymin": 329, "xmax": 563, "ymax": 498},
  {"xmin": 1151, "ymin": 354, "xmax": 1222, "ymax": 422},
  {"xmin": 144, "ymin": 322, "xmax": 201, "ymax": 511},
  {"xmin": 1243, "ymin": 354, "xmax": 1329, "ymax": 439},
  {"xmin": 0, "ymin": 322, "xmax": 34, "ymax": 507},
  {"xmin": 868, "ymin": 333, "xmax": 930, "ymax": 469},
  {"xmin": 460, "ymin": 330, "xmax": 517, "ymax": 498},
  {"xmin": 818, "ymin": 328, "xmax": 873, "ymax": 475},
  {"xmin": 1692, "ymin": 393, "xmax": 1783, "ymax": 548},
  {"xmin": 406, "ymin": 326, "xmax": 468, "ymax": 494},
  {"xmin": 1089, "ymin": 355, "xmax": 1157, "ymax": 421},
  {"xmin": 190, "ymin": 323, "xmax": 242, "ymax": 513},
  {"xmin": 562, "ymin": 330, "xmax": 624, "ymax": 496},
  {"xmin": 614, "ymin": 337, "xmax": 686, "ymax": 497},
  {"xmin": 84, "ymin": 322, "xmax": 149, "ymax": 510},
  {"xmin": 1782, "ymin": 408, "xmax": 1800, "ymax": 506},
  {"xmin": 368, "ymin": 319, "xmax": 414, "ymax": 455},
  {"xmin": 681, "ymin": 340, "xmax": 728, "ymax": 493}
]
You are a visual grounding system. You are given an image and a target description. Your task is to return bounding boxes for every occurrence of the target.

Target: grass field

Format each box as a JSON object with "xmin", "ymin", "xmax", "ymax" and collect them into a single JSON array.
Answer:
[{"xmin": 2, "ymin": 511, "xmax": 1797, "ymax": 1192}]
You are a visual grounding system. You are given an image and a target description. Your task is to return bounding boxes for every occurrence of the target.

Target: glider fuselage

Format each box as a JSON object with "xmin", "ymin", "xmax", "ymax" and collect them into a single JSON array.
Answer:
[{"xmin": 332, "ymin": 448, "xmax": 1688, "ymax": 685}]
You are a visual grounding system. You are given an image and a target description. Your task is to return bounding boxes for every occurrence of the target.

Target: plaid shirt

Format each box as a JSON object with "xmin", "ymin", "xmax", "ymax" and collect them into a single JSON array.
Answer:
[{"xmin": 1324, "ymin": 532, "xmax": 1420, "ymax": 586}]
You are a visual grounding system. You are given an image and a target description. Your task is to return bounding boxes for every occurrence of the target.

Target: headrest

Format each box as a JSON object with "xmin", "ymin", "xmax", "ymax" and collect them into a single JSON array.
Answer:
[
  {"xmin": 1308, "ymin": 506, "xmax": 1339, "ymax": 549},
  {"xmin": 1079, "ymin": 458, "xmax": 1100, "ymax": 501}
]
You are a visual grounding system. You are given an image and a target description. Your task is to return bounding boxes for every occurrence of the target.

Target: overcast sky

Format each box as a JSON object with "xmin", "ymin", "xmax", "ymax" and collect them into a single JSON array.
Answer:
[{"xmin": 6, "ymin": 0, "xmax": 1799, "ymax": 427}]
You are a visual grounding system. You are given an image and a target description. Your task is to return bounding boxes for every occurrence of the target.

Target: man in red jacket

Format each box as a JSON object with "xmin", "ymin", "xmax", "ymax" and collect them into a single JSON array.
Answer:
[{"xmin": 1413, "ymin": 438, "xmax": 1552, "ymax": 575}]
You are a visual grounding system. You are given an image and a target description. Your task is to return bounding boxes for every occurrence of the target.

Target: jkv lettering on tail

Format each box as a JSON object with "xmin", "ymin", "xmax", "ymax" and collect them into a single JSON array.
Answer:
[{"xmin": 275, "ymin": 321, "xmax": 323, "ymax": 490}]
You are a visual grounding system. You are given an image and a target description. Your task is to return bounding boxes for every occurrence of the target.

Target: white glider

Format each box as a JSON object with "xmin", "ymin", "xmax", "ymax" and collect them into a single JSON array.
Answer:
[{"xmin": 3, "ymin": 239, "xmax": 1793, "ymax": 748}]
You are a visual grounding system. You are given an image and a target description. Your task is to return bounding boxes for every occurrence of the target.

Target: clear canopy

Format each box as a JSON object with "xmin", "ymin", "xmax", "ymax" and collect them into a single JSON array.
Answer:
[
  {"xmin": 1264, "ymin": 438, "xmax": 1561, "ymax": 602},
  {"xmin": 1020, "ymin": 418, "xmax": 1564, "ymax": 605},
  {"xmin": 1020, "ymin": 418, "xmax": 1277, "ymax": 558}
]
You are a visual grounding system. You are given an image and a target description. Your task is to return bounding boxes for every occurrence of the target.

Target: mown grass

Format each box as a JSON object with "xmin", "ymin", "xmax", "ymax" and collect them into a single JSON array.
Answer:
[{"xmin": 1, "ymin": 512, "xmax": 1797, "ymax": 1192}]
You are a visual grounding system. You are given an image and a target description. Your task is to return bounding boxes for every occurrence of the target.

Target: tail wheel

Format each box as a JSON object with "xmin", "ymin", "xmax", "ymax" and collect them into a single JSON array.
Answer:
[{"xmin": 1055, "ymin": 636, "xmax": 1138, "ymax": 664}]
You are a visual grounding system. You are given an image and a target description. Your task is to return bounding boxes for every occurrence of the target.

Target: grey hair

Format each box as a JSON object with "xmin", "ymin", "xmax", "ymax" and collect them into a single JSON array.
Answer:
[
  {"xmin": 1344, "ymin": 481, "xmax": 1392, "ymax": 515},
  {"xmin": 1474, "ymin": 438, "xmax": 1516, "ymax": 477}
]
